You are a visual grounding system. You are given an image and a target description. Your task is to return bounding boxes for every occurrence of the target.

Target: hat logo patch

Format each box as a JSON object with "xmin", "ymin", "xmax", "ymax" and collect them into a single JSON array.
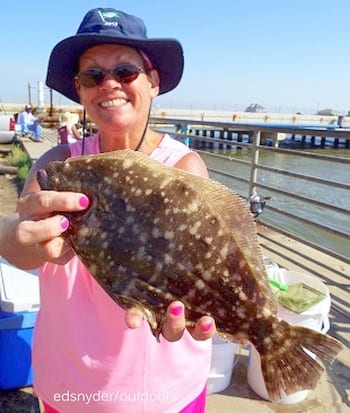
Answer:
[{"xmin": 98, "ymin": 10, "xmax": 121, "ymax": 27}]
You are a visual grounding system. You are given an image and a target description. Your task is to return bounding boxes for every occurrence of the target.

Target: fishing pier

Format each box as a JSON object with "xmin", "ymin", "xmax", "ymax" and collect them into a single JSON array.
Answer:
[
  {"xmin": 4, "ymin": 121, "xmax": 350, "ymax": 412},
  {"xmin": 152, "ymin": 116, "xmax": 350, "ymax": 149}
]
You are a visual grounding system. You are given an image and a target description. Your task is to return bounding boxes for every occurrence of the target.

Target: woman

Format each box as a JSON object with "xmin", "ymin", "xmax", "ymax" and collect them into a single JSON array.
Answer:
[
  {"xmin": 59, "ymin": 111, "xmax": 82, "ymax": 143},
  {"xmin": 0, "ymin": 8, "xmax": 216, "ymax": 413}
]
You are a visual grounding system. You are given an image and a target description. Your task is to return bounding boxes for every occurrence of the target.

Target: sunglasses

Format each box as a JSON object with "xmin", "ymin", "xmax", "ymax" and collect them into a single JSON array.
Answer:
[{"xmin": 75, "ymin": 63, "xmax": 145, "ymax": 88}]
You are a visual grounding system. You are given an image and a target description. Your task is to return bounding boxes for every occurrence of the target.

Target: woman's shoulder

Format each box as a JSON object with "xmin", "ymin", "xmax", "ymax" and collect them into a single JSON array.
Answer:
[{"xmin": 159, "ymin": 134, "xmax": 190, "ymax": 152}]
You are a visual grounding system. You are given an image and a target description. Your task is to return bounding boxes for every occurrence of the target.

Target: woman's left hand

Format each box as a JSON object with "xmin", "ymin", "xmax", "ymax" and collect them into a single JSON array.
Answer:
[{"xmin": 124, "ymin": 301, "xmax": 216, "ymax": 341}]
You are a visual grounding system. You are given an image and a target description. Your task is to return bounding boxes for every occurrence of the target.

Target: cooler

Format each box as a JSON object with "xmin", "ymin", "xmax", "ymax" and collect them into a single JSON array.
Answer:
[{"xmin": 0, "ymin": 257, "xmax": 40, "ymax": 389}]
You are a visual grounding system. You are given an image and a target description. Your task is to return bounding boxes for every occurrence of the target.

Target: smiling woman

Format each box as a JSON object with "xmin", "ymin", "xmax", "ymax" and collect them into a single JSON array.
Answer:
[{"xmin": 0, "ymin": 7, "xmax": 214, "ymax": 413}]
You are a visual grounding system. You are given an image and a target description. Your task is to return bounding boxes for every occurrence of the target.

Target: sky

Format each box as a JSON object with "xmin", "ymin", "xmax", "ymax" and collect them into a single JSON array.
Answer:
[{"xmin": 1, "ymin": 0, "xmax": 349, "ymax": 114}]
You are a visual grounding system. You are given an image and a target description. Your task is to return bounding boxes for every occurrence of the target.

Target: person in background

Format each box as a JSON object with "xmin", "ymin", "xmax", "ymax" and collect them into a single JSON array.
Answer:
[
  {"xmin": 59, "ymin": 111, "xmax": 82, "ymax": 143},
  {"xmin": 0, "ymin": 8, "xmax": 215, "ymax": 413},
  {"xmin": 17, "ymin": 104, "xmax": 43, "ymax": 142}
]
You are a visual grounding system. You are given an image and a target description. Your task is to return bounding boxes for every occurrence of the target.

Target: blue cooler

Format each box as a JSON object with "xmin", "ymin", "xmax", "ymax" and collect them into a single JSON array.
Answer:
[{"xmin": 0, "ymin": 257, "xmax": 39, "ymax": 390}]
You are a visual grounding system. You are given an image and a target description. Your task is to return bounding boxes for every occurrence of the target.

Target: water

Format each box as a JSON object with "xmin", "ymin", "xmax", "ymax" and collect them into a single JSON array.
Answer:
[{"xmin": 199, "ymin": 147, "xmax": 350, "ymax": 259}]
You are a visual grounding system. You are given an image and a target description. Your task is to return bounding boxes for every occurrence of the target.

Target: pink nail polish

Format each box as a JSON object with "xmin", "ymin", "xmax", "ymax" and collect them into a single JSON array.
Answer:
[
  {"xmin": 201, "ymin": 321, "xmax": 213, "ymax": 333},
  {"xmin": 170, "ymin": 305, "xmax": 183, "ymax": 317},
  {"xmin": 60, "ymin": 217, "xmax": 69, "ymax": 230},
  {"xmin": 79, "ymin": 196, "xmax": 89, "ymax": 208}
]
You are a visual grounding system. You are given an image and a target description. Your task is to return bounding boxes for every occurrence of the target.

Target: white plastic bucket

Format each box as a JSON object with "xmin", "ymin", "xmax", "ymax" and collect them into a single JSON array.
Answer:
[
  {"xmin": 247, "ymin": 270, "xmax": 331, "ymax": 404},
  {"xmin": 276, "ymin": 270, "xmax": 330, "ymax": 334},
  {"xmin": 207, "ymin": 335, "xmax": 240, "ymax": 394}
]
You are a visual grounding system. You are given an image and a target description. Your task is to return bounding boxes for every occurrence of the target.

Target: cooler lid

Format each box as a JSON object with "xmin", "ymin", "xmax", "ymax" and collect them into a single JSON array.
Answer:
[{"xmin": 0, "ymin": 257, "xmax": 40, "ymax": 312}]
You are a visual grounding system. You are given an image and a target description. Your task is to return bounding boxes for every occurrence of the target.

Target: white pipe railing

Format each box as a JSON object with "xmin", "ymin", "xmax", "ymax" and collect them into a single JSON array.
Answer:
[{"xmin": 152, "ymin": 118, "xmax": 350, "ymax": 264}]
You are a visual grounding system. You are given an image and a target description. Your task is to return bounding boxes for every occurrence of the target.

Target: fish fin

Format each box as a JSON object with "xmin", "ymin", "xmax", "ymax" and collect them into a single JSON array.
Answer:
[
  {"xmin": 116, "ymin": 295, "xmax": 163, "ymax": 341},
  {"xmin": 258, "ymin": 321, "xmax": 343, "ymax": 401}
]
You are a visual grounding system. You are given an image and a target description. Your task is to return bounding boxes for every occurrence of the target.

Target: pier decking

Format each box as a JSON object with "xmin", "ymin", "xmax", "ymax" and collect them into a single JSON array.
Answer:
[{"xmin": 2, "ymin": 128, "xmax": 348, "ymax": 412}]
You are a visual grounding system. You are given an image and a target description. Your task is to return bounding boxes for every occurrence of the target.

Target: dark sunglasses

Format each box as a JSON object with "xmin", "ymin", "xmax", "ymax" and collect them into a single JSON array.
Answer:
[{"xmin": 75, "ymin": 63, "xmax": 145, "ymax": 87}]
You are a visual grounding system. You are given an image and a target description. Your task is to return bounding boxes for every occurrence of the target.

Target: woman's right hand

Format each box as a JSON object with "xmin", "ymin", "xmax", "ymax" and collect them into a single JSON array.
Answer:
[{"xmin": 0, "ymin": 190, "xmax": 90, "ymax": 269}]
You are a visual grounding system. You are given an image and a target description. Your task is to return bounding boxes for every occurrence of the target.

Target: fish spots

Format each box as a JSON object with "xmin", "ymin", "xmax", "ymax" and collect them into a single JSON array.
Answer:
[
  {"xmin": 189, "ymin": 220, "xmax": 202, "ymax": 233},
  {"xmin": 103, "ymin": 176, "xmax": 112, "ymax": 185},
  {"xmin": 176, "ymin": 262, "xmax": 186, "ymax": 271},
  {"xmin": 186, "ymin": 200, "xmax": 200, "ymax": 214},
  {"xmin": 239, "ymin": 291, "xmax": 248, "ymax": 301},
  {"xmin": 126, "ymin": 204, "xmax": 136, "ymax": 213},
  {"xmin": 164, "ymin": 253, "xmax": 174, "ymax": 265},
  {"xmin": 220, "ymin": 243, "xmax": 229, "ymax": 259},
  {"xmin": 202, "ymin": 270, "xmax": 213, "ymax": 281},
  {"xmin": 164, "ymin": 230, "xmax": 175, "ymax": 240},
  {"xmin": 78, "ymin": 226, "xmax": 90, "ymax": 237},
  {"xmin": 195, "ymin": 279, "xmax": 205, "ymax": 290},
  {"xmin": 186, "ymin": 288, "xmax": 196, "ymax": 300},
  {"xmin": 155, "ymin": 261, "xmax": 163, "ymax": 272},
  {"xmin": 262, "ymin": 307, "xmax": 272, "ymax": 318},
  {"xmin": 159, "ymin": 176, "xmax": 173, "ymax": 189},
  {"xmin": 232, "ymin": 273, "xmax": 242, "ymax": 282},
  {"xmin": 122, "ymin": 159, "xmax": 133, "ymax": 169},
  {"xmin": 136, "ymin": 246, "xmax": 146, "ymax": 260},
  {"xmin": 138, "ymin": 232, "xmax": 148, "ymax": 244},
  {"xmin": 217, "ymin": 308, "xmax": 226, "ymax": 318},
  {"xmin": 152, "ymin": 227, "xmax": 161, "ymax": 238},
  {"xmin": 126, "ymin": 216, "xmax": 135, "ymax": 225},
  {"xmin": 130, "ymin": 187, "xmax": 143, "ymax": 197},
  {"xmin": 236, "ymin": 306, "xmax": 247, "ymax": 319},
  {"xmin": 100, "ymin": 232, "xmax": 108, "ymax": 240}
]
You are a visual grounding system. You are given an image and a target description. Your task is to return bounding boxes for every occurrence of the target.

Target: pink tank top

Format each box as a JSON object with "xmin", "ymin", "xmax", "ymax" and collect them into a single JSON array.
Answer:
[{"xmin": 33, "ymin": 134, "xmax": 212, "ymax": 413}]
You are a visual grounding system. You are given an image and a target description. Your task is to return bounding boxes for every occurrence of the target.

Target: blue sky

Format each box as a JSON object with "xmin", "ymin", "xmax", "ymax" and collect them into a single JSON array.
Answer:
[{"xmin": 1, "ymin": 0, "xmax": 349, "ymax": 114}]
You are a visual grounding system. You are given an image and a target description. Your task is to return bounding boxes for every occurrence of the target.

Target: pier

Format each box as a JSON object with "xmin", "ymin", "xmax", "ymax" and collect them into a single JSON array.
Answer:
[
  {"xmin": 152, "ymin": 116, "xmax": 350, "ymax": 149},
  {"xmin": 1, "ymin": 126, "xmax": 349, "ymax": 412}
]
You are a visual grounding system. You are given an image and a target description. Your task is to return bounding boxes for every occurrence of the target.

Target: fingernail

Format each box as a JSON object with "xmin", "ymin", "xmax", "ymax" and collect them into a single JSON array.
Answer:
[
  {"xmin": 201, "ymin": 321, "xmax": 213, "ymax": 333},
  {"xmin": 170, "ymin": 305, "xmax": 183, "ymax": 317},
  {"xmin": 79, "ymin": 196, "xmax": 89, "ymax": 208},
  {"xmin": 60, "ymin": 217, "xmax": 69, "ymax": 230}
]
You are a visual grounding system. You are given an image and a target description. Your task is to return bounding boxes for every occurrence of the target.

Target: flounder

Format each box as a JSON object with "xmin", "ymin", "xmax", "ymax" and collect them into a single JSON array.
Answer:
[{"xmin": 37, "ymin": 149, "xmax": 343, "ymax": 401}]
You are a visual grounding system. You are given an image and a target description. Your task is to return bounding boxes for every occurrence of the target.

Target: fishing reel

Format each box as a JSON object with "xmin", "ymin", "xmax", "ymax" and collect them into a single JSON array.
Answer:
[{"xmin": 249, "ymin": 193, "xmax": 271, "ymax": 218}]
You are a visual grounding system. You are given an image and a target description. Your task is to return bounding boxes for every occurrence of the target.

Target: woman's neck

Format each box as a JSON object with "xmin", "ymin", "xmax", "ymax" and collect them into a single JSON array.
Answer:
[{"xmin": 99, "ymin": 128, "xmax": 164, "ymax": 155}]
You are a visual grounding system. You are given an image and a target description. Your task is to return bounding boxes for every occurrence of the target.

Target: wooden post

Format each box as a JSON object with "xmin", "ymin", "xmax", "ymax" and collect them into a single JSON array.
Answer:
[
  {"xmin": 227, "ymin": 130, "xmax": 232, "ymax": 150},
  {"xmin": 209, "ymin": 129, "xmax": 215, "ymax": 150},
  {"xmin": 219, "ymin": 129, "xmax": 225, "ymax": 150},
  {"xmin": 27, "ymin": 83, "xmax": 32, "ymax": 106}
]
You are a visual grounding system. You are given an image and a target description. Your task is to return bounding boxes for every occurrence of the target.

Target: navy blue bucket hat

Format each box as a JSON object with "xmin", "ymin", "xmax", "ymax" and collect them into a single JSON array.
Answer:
[{"xmin": 46, "ymin": 8, "xmax": 184, "ymax": 103}]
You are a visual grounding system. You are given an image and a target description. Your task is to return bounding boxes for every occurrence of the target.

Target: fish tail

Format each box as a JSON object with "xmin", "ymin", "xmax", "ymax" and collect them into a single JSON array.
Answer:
[{"xmin": 258, "ymin": 321, "xmax": 343, "ymax": 401}]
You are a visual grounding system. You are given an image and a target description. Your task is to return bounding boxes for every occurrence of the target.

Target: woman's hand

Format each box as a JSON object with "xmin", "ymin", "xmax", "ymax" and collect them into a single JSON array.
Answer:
[
  {"xmin": 125, "ymin": 301, "xmax": 216, "ymax": 342},
  {"xmin": 0, "ymin": 190, "xmax": 89, "ymax": 269}
]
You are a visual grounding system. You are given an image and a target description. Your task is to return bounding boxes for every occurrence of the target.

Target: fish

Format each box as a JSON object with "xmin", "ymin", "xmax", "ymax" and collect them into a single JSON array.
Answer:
[{"xmin": 37, "ymin": 149, "xmax": 343, "ymax": 401}]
